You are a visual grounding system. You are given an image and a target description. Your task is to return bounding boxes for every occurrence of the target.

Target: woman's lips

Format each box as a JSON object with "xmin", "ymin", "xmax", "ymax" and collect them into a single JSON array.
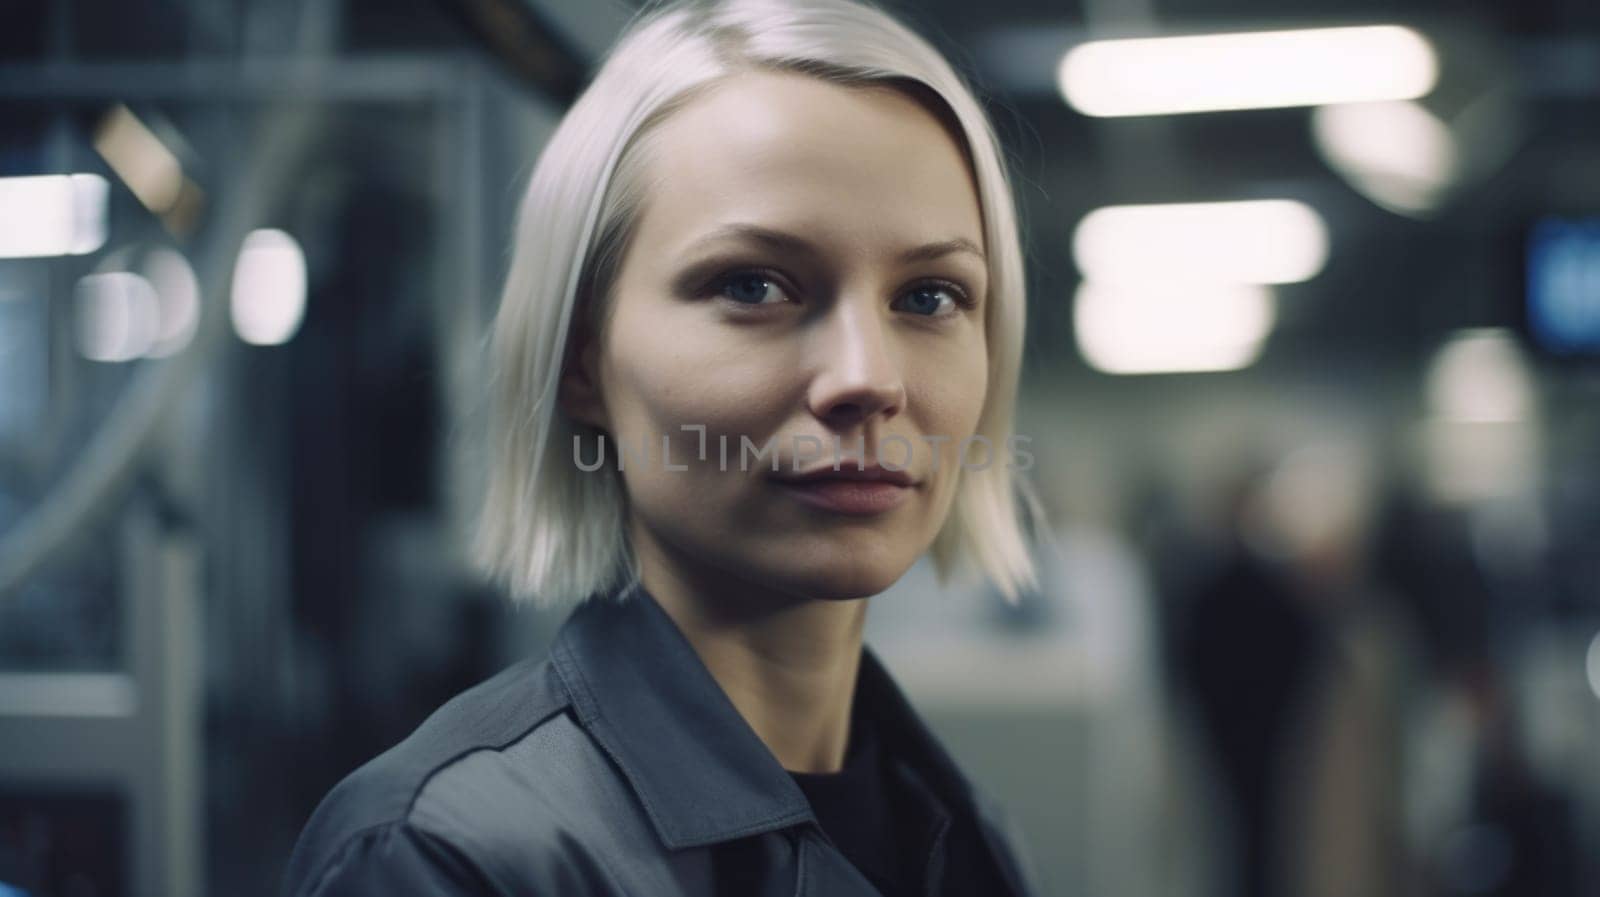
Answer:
[{"xmin": 773, "ymin": 478, "xmax": 911, "ymax": 516}]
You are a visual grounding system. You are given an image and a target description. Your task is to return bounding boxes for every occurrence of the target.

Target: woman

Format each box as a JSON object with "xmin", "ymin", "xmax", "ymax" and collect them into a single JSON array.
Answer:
[{"xmin": 281, "ymin": 0, "xmax": 1047, "ymax": 894}]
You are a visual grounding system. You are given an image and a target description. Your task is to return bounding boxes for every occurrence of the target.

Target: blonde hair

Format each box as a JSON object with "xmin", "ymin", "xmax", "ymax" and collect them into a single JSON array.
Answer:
[{"xmin": 474, "ymin": 0, "xmax": 1045, "ymax": 608}]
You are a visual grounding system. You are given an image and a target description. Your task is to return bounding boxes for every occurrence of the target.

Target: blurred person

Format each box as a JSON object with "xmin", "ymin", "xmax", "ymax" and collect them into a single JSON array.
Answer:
[
  {"xmin": 278, "ymin": 1, "xmax": 1046, "ymax": 896},
  {"xmin": 1266, "ymin": 447, "xmax": 1418, "ymax": 897},
  {"xmin": 1431, "ymin": 672, "xmax": 1578, "ymax": 897},
  {"xmin": 1371, "ymin": 488, "xmax": 1580, "ymax": 897},
  {"xmin": 1172, "ymin": 458, "xmax": 1331, "ymax": 897}
]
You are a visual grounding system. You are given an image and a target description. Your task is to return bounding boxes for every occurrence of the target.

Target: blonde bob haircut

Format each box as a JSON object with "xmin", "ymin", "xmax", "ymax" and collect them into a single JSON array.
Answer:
[{"xmin": 474, "ymin": 0, "xmax": 1046, "ymax": 609}]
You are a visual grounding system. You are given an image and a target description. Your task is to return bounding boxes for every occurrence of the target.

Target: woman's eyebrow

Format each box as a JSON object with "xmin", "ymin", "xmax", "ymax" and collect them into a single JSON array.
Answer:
[{"xmin": 687, "ymin": 222, "xmax": 986, "ymax": 264}]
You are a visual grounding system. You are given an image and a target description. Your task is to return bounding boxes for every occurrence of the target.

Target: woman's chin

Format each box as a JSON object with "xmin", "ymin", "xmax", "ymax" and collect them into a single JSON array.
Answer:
[{"xmin": 759, "ymin": 561, "xmax": 912, "ymax": 603}]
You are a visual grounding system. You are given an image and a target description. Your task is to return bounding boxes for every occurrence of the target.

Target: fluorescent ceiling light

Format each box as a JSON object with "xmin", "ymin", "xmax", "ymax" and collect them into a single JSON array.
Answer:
[
  {"xmin": 1074, "ymin": 281, "xmax": 1274, "ymax": 374},
  {"xmin": 0, "ymin": 174, "xmax": 109, "ymax": 259},
  {"xmin": 75, "ymin": 272, "xmax": 162, "ymax": 362},
  {"xmin": 1073, "ymin": 199, "xmax": 1329, "ymax": 285},
  {"xmin": 143, "ymin": 248, "xmax": 200, "ymax": 358},
  {"xmin": 1418, "ymin": 329, "xmax": 1540, "ymax": 503},
  {"xmin": 231, "ymin": 229, "xmax": 307, "ymax": 346},
  {"xmin": 1312, "ymin": 101, "xmax": 1457, "ymax": 216},
  {"xmin": 1425, "ymin": 328, "xmax": 1535, "ymax": 423},
  {"xmin": 1059, "ymin": 25, "xmax": 1438, "ymax": 116}
]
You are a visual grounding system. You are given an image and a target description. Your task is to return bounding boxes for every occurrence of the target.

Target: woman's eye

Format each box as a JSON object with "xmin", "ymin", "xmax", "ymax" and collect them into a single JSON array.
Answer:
[
  {"xmin": 715, "ymin": 272, "xmax": 788, "ymax": 306},
  {"xmin": 709, "ymin": 271, "xmax": 974, "ymax": 316},
  {"xmin": 896, "ymin": 282, "xmax": 971, "ymax": 317}
]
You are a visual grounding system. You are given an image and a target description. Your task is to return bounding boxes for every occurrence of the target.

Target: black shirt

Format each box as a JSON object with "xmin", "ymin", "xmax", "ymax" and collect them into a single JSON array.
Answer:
[
  {"xmin": 787, "ymin": 705, "xmax": 915, "ymax": 897},
  {"xmin": 787, "ymin": 699, "xmax": 1007, "ymax": 897}
]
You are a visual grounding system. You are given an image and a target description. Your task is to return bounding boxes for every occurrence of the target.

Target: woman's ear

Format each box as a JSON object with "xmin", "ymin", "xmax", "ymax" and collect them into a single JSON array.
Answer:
[{"xmin": 559, "ymin": 312, "xmax": 609, "ymax": 432}]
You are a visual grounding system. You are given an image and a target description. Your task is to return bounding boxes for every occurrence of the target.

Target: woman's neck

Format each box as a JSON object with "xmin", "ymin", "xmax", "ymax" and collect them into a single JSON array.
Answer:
[{"xmin": 633, "ymin": 541, "xmax": 868, "ymax": 775}]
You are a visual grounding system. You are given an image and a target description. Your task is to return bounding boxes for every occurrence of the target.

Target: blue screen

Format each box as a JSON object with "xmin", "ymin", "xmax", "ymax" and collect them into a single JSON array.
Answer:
[{"xmin": 1527, "ymin": 216, "xmax": 1600, "ymax": 355}]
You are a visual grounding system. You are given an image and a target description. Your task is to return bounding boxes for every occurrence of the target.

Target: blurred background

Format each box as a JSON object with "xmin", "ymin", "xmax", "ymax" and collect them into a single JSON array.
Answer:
[{"xmin": 1, "ymin": 0, "xmax": 1597, "ymax": 895}]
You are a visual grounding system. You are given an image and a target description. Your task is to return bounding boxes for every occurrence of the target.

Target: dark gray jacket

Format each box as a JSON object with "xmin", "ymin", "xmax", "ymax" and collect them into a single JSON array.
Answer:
[{"xmin": 280, "ymin": 582, "xmax": 1042, "ymax": 896}]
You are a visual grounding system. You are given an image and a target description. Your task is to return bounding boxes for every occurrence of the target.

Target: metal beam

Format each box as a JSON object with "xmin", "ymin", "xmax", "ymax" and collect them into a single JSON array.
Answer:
[{"xmin": 0, "ymin": 55, "xmax": 475, "ymax": 102}]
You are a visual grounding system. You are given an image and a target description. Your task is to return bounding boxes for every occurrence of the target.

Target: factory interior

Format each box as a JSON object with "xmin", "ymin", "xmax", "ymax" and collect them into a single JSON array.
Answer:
[{"xmin": 1, "ymin": 0, "xmax": 1598, "ymax": 894}]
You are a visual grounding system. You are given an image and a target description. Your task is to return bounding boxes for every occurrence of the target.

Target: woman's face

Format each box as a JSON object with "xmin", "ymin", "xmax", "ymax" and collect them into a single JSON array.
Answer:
[{"xmin": 563, "ymin": 70, "xmax": 990, "ymax": 606}]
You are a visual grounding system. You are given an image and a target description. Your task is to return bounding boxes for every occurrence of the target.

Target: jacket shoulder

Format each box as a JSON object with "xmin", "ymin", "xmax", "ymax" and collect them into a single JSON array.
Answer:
[{"xmin": 281, "ymin": 655, "xmax": 570, "ymax": 896}]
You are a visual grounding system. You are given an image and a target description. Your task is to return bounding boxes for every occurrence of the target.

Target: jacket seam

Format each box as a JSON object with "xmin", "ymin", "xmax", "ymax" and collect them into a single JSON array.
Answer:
[
  {"xmin": 407, "ymin": 708, "xmax": 639, "ymax": 897},
  {"xmin": 406, "ymin": 819, "xmax": 522, "ymax": 897},
  {"xmin": 791, "ymin": 831, "xmax": 810, "ymax": 897},
  {"xmin": 296, "ymin": 664, "xmax": 572, "ymax": 897},
  {"xmin": 401, "ymin": 679, "xmax": 571, "ymax": 820},
  {"xmin": 302, "ymin": 822, "xmax": 394, "ymax": 897},
  {"xmin": 300, "ymin": 819, "xmax": 519, "ymax": 897}
]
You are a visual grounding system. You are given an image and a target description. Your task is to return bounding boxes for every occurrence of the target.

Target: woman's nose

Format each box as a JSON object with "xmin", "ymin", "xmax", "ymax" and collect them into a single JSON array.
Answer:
[{"xmin": 805, "ymin": 298, "xmax": 907, "ymax": 427}]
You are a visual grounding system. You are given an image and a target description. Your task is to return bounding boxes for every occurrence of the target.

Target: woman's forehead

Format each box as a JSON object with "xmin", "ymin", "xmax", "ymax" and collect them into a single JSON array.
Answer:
[{"xmin": 630, "ymin": 71, "xmax": 985, "ymax": 263}]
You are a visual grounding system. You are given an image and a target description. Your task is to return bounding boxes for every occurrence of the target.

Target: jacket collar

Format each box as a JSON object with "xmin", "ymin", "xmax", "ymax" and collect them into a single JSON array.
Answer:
[{"xmin": 549, "ymin": 579, "xmax": 981, "ymax": 851}]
